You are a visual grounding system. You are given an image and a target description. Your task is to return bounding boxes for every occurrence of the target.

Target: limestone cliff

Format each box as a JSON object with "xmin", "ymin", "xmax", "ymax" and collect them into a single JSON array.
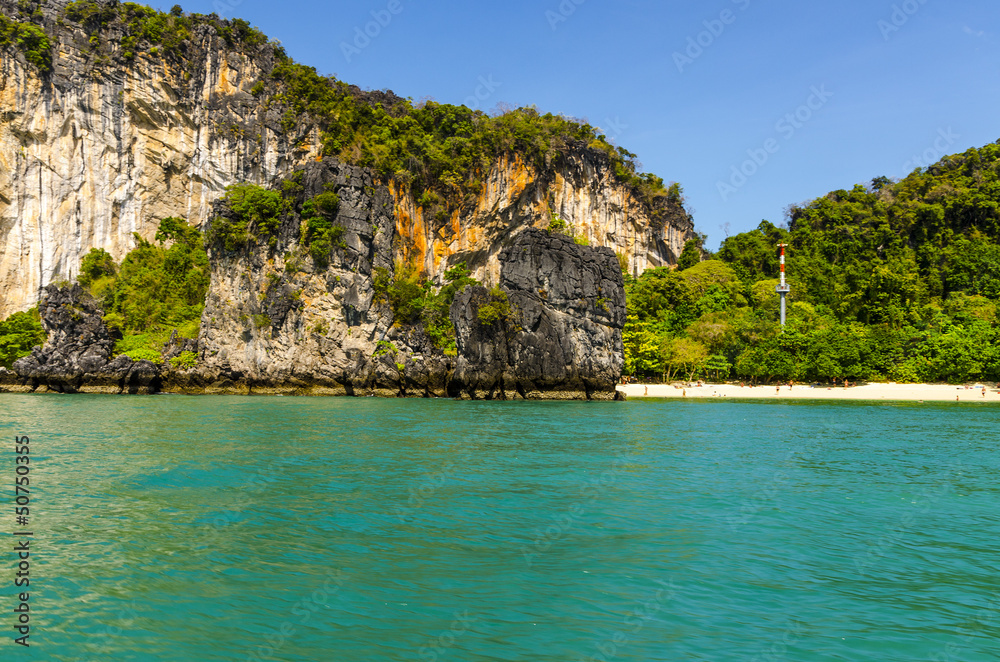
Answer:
[
  {"xmin": 0, "ymin": 0, "xmax": 693, "ymax": 318},
  {"xmin": 0, "ymin": 164, "xmax": 627, "ymax": 399},
  {"xmin": 185, "ymin": 162, "xmax": 624, "ymax": 400},
  {"xmin": 392, "ymin": 149, "xmax": 692, "ymax": 290}
]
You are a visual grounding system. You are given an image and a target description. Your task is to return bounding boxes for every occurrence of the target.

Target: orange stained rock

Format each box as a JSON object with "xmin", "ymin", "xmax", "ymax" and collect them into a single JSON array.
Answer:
[{"xmin": 431, "ymin": 238, "xmax": 449, "ymax": 273}]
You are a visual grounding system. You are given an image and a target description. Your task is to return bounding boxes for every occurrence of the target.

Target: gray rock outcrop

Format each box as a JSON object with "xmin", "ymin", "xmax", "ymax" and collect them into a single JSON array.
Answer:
[
  {"xmin": 7, "ymin": 284, "xmax": 160, "ymax": 394},
  {"xmin": 2, "ymin": 163, "xmax": 630, "ymax": 399},
  {"xmin": 450, "ymin": 230, "xmax": 625, "ymax": 400}
]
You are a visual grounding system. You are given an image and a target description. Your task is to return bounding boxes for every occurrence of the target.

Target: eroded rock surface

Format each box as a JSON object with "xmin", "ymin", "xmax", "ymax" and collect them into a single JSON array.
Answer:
[
  {"xmin": 7, "ymin": 284, "xmax": 160, "ymax": 393},
  {"xmin": 450, "ymin": 229, "xmax": 626, "ymax": 400},
  {"xmin": 0, "ymin": 2, "xmax": 693, "ymax": 317}
]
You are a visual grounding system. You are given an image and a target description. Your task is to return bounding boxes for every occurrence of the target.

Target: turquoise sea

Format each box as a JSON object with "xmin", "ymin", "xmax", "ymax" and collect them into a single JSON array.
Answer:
[{"xmin": 1, "ymin": 394, "xmax": 999, "ymax": 661}]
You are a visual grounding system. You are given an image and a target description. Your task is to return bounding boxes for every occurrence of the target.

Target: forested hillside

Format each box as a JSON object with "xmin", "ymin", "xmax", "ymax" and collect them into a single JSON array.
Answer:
[{"xmin": 625, "ymin": 141, "xmax": 1000, "ymax": 384}]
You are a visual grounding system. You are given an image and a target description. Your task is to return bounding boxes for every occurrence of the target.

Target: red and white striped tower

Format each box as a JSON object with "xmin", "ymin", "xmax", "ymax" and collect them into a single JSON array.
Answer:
[{"xmin": 776, "ymin": 244, "xmax": 790, "ymax": 330}]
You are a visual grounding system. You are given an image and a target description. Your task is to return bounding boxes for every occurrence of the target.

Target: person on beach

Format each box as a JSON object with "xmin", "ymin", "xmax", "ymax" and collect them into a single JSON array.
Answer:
[{"xmin": 776, "ymin": 384, "xmax": 780, "ymax": 394}]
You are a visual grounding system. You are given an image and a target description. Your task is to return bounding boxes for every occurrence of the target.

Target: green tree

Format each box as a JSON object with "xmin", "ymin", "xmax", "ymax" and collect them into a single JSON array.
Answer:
[
  {"xmin": 664, "ymin": 337, "xmax": 709, "ymax": 381},
  {"xmin": 0, "ymin": 308, "xmax": 46, "ymax": 368},
  {"xmin": 676, "ymin": 237, "xmax": 703, "ymax": 271}
]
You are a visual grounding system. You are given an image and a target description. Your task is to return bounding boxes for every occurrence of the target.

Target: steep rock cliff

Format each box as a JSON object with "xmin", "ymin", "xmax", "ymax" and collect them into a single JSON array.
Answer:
[
  {"xmin": 0, "ymin": 161, "xmax": 628, "ymax": 399},
  {"xmin": 450, "ymin": 229, "xmax": 625, "ymax": 400},
  {"xmin": 0, "ymin": 1, "xmax": 694, "ymax": 318},
  {"xmin": 188, "ymin": 163, "xmax": 625, "ymax": 399},
  {"xmin": 393, "ymin": 150, "xmax": 693, "ymax": 290},
  {"xmin": 0, "ymin": 0, "xmax": 319, "ymax": 318}
]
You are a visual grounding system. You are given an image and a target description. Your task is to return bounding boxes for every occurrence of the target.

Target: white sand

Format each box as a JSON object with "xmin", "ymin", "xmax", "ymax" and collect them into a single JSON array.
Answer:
[{"xmin": 618, "ymin": 382, "xmax": 1000, "ymax": 402}]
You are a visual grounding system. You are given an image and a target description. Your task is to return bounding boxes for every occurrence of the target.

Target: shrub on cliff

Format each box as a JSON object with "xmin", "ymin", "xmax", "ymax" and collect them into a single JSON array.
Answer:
[
  {"xmin": 301, "ymin": 191, "xmax": 345, "ymax": 268},
  {"xmin": 98, "ymin": 218, "xmax": 209, "ymax": 361},
  {"xmin": 0, "ymin": 14, "xmax": 52, "ymax": 73},
  {"xmin": 262, "ymin": 59, "xmax": 677, "ymax": 220},
  {"xmin": 477, "ymin": 287, "xmax": 517, "ymax": 328},
  {"xmin": 373, "ymin": 261, "xmax": 480, "ymax": 353},
  {"xmin": 423, "ymin": 263, "xmax": 480, "ymax": 353},
  {"xmin": 63, "ymin": 1, "xmax": 265, "ymax": 59},
  {"xmin": 0, "ymin": 308, "xmax": 46, "ymax": 369},
  {"xmin": 78, "ymin": 248, "xmax": 118, "ymax": 300},
  {"xmin": 208, "ymin": 184, "xmax": 284, "ymax": 251}
]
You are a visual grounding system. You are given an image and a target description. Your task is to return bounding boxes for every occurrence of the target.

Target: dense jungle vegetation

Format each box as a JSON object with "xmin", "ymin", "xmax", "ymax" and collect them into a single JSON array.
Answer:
[{"xmin": 624, "ymin": 141, "xmax": 1000, "ymax": 384}]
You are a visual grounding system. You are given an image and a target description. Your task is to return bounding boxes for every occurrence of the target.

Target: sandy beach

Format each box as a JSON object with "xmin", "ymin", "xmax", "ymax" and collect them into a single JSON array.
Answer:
[{"xmin": 618, "ymin": 382, "xmax": 1000, "ymax": 402}]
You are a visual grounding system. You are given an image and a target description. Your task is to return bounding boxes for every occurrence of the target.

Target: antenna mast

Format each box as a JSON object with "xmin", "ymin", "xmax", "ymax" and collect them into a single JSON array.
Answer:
[{"xmin": 776, "ymin": 244, "xmax": 790, "ymax": 330}]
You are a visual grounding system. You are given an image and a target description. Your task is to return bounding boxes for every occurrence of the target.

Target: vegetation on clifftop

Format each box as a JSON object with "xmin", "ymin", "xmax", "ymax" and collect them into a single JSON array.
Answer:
[
  {"xmin": 62, "ymin": 0, "xmax": 266, "ymax": 60},
  {"xmin": 42, "ymin": 1, "xmax": 685, "ymax": 225},
  {"xmin": 624, "ymin": 140, "xmax": 1000, "ymax": 384},
  {"xmin": 264, "ymin": 57, "xmax": 680, "ymax": 225},
  {"xmin": 0, "ymin": 2, "xmax": 52, "ymax": 73}
]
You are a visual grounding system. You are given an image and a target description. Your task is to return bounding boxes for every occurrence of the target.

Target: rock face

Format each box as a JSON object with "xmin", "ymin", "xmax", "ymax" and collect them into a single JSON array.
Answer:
[
  {"xmin": 0, "ymin": 2, "xmax": 694, "ymax": 318},
  {"xmin": 192, "ymin": 160, "xmax": 402, "ymax": 396},
  {"xmin": 0, "ymin": 0, "xmax": 321, "ymax": 319},
  {"xmin": 7, "ymin": 283, "xmax": 159, "ymax": 393},
  {"xmin": 391, "ymin": 150, "xmax": 693, "ymax": 290},
  {"xmin": 2, "ymin": 164, "xmax": 629, "ymax": 399},
  {"xmin": 450, "ymin": 229, "xmax": 625, "ymax": 400},
  {"xmin": 189, "ymin": 163, "xmax": 625, "ymax": 399},
  {"xmin": 0, "ymin": 3, "xmax": 688, "ymax": 399}
]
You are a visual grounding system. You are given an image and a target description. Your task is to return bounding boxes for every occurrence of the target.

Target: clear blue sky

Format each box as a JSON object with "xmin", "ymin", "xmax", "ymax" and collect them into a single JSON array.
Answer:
[{"xmin": 177, "ymin": 0, "xmax": 1000, "ymax": 250}]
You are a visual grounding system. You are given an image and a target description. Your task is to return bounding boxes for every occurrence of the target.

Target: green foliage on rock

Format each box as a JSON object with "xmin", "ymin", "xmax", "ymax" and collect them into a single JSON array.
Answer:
[
  {"xmin": 676, "ymin": 237, "xmax": 703, "ymax": 271},
  {"xmin": 624, "ymin": 141, "xmax": 1000, "ymax": 384},
  {"xmin": 208, "ymin": 184, "xmax": 284, "ymax": 251},
  {"xmin": 79, "ymin": 248, "xmax": 117, "ymax": 285},
  {"xmin": 112, "ymin": 333, "xmax": 165, "ymax": 364},
  {"xmin": 169, "ymin": 350, "xmax": 199, "ymax": 369},
  {"xmin": 477, "ymin": 287, "xmax": 515, "ymax": 327},
  {"xmin": 301, "ymin": 190, "xmax": 344, "ymax": 268},
  {"xmin": 103, "ymin": 218, "xmax": 209, "ymax": 332},
  {"xmin": 0, "ymin": 13, "xmax": 52, "ymax": 72},
  {"xmin": 373, "ymin": 260, "xmax": 481, "ymax": 354},
  {"xmin": 63, "ymin": 1, "xmax": 266, "ymax": 59},
  {"xmin": 0, "ymin": 308, "xmax": 46, "ymax": 368},
  {"xmin": 262, "ymin": 58, "xmax": 676, "ymax": 221},
  {"xmin": 84, "ymin": 218, "xmax": 209, "ymax": 362}
]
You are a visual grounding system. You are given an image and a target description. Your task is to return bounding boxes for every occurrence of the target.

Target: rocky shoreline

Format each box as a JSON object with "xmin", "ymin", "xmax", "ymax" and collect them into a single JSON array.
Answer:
[{"xmin": 1, "ymin": 229, "xmax": 627, "ymax": 401}]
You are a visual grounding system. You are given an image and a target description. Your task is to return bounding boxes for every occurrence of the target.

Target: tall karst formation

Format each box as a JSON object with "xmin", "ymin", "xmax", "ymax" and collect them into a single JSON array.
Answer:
[{"xmin": 0, "ymin": 0, "xmax": 694, "ymax": 319}]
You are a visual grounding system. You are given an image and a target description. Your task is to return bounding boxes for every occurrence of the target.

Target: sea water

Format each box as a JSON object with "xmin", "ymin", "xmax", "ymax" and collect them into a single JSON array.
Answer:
[{"xmin": 1, "ymin": 394, "xmax": 998, "ymax": 661}]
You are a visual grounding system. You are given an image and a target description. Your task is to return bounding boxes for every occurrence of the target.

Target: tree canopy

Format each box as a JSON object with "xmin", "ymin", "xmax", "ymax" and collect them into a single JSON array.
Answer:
[{"xmin": 624, "ymin": 140, "xmax": 1000, "ymax": 384}]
